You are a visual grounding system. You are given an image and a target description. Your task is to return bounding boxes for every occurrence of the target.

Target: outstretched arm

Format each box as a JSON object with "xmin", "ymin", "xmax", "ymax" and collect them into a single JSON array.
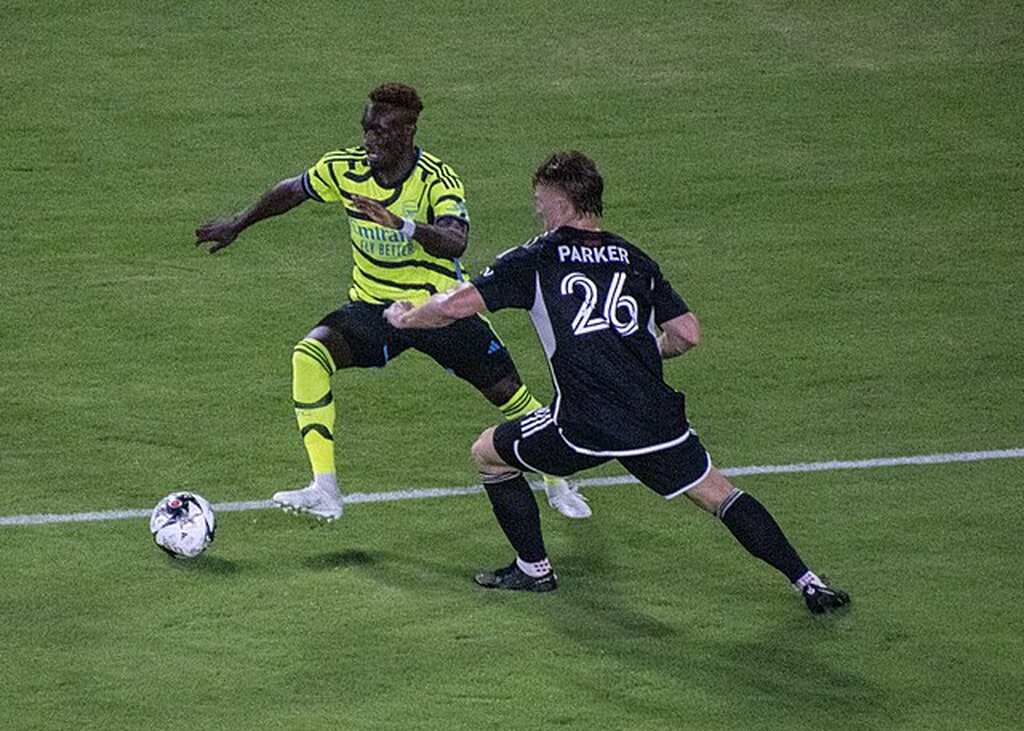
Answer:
[
  {"xmin": 352, "ymin": 195, "xmax": 468, "ymax": 259},
  {"xmin": 195, "ymin": 174, "xmax": 309, "ymax": 253},
  {"xmin": 658, "ymin": 312, "xmax": 701, "ymax": 359},
  {"xmin": 383, "ymin": 283, "xmax": 486, "ymax": 330}
]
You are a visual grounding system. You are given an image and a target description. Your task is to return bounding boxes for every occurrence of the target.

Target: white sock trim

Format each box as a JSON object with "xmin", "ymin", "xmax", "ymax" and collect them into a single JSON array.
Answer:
[
  {"xmin": 715, "ymin": 488, "xmax": 745, "ymax": 518},
  {"xmin": 481, "ymin": 470, "xmax": 523, "ymax": 485},
  {"xmin": 516, "ymin": 556, "xmax": 552, "ymax": 578},
  {"xmin": 793, "ymin": 571, "xmax": 823, "ymax": 592}
]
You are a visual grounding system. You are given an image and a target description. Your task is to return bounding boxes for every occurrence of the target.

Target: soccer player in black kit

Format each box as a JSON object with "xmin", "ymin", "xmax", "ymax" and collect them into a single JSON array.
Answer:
[{"xmin": 385, "ymin": 151, "xmax": 850, "ymax": 614}]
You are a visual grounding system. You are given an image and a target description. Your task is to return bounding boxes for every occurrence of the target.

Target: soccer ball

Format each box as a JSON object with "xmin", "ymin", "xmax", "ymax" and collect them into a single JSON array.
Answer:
[{"xmin": 150, "ymin": 491, "xmax": 216, "ymax": 559}]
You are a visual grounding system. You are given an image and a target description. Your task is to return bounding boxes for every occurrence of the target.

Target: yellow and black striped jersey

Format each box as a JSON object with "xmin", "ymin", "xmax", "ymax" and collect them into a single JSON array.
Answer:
[{"xmin": 302, "ymin": 146, "xmax": 469, "ymax": 304}]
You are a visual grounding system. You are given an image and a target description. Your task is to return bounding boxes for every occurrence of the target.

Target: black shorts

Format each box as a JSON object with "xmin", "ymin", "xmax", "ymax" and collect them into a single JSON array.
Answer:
[
  {"xmin": 317, "ymin": 301, "xmax": 517, "ymax": 390},
  {"xmin": 492, "ymin": 409, "xmax": 712, "ymax": 499}
]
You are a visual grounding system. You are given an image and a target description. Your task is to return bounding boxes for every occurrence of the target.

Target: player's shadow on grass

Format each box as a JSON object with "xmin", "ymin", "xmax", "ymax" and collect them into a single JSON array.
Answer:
[
  {"xmin": 535, "ymin": 533, "xmax": 681, "ymax": 643},
  {"xmin": 538, "ymin": 517, "xmax": 886, "ymax": 722},
  {"xmin": 304, "ymin": 547, "xmax": 480, "ymax": 590},
  {"xmin": 714, "ymin": 635, "xmax": 882, "ymax": 712}
]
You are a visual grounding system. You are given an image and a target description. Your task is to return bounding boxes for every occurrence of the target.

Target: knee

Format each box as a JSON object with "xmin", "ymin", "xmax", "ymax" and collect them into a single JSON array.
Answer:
[
  {"xmin": 684, "ymin": 467, "xmax": 736, "ymax": 514},
  {"xmin": 292, "ymin": 338, "xmax": 334, "ymax": 377},
  {"xmin": 687, "ymin": 488, "xmax": 724, "ymax": 515},
  {"xmin": 472, "ymin": 427, "xmax": 509, "ymax": 474},
  {"xmin": 300, "ymin": 326, "xmax": 349, "ymax": 370},
  {"xmin": 470, "ymin": 433, "xmax": 491, "ymax": 469}
]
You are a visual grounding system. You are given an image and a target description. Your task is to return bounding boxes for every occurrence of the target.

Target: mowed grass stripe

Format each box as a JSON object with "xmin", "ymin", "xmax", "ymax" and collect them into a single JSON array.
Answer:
[{"xmin": 3, "ymin": 447, "xmax": 1021, "ymax": 527}]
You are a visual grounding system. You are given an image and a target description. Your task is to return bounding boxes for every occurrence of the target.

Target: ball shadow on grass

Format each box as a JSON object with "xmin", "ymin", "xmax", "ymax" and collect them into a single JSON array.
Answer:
[{"xmin": 164, "ymin": 553, "xmax": 240, "ymax": 575}]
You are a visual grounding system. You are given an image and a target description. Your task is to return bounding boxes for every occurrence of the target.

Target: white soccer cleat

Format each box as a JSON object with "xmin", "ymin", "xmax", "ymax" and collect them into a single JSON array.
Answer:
[
  {"xmin": 544, "ymin": 477, "xmax": 592, "ymax": 519},
  {"xmin": 272, "ymin": 482, "xmax": 343, "ymax": 522}
]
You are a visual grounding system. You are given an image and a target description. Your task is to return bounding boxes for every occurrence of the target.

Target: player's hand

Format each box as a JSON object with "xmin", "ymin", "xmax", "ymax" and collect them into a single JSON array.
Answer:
[
  {"xmin": 195, "ymin": 217, "xmax": 240, "ymax": 253},
  {"xmin": 384, "ymin": 300, "xmax": 415, "ymax": 328},
  {"xmin": 352, "ymin": 195, "xmax": 402, "ymax": 229}
]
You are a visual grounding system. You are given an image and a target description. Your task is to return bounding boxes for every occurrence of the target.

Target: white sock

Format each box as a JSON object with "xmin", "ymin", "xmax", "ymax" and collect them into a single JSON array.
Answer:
[
  {"xmin": 314, "ymin": 473, "xmax": 340, "ymax": 498},
  {"xmin": 516, "ymin": 556, "xmax": 552, "ymax": 578},
  {"xmin": 794, "ymin": 570, "xmax": 824, "ymax": 592}
]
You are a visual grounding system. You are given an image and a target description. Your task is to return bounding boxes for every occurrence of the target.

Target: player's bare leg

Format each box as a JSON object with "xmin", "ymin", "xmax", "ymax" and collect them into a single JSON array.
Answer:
[
  {"xmin": 683, "ymin": 467, "xmax": 849, "ymax": 614},
  {"xmin": 271, "ymin": 325, "xmax": 347, "ymax": 522},
  {"xmin": 479, "ymin": 374, "xmax": 591, "ymax": 519}
]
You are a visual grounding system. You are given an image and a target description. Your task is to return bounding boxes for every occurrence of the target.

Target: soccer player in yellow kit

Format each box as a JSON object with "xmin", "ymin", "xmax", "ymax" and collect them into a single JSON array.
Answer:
[{"xmin": 195, "ymin": 83, "xmax": 589, "ymax": 521}]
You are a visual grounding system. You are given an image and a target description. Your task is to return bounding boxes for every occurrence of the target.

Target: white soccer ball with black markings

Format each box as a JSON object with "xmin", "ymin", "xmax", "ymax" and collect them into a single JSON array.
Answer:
[{"xmin": 150, "ymin": 492, "xmax": 216, "ymax": 559}]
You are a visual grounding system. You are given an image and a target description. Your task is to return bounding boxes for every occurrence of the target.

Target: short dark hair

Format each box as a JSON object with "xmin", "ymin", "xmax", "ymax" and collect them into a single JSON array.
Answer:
[
  {"xmin": 368, "ymin": 82, "xmax": 423, "ymax": 123},
  {"xmin": 532, "ymin": 151, "xmax": 604, "ymax": 217}
]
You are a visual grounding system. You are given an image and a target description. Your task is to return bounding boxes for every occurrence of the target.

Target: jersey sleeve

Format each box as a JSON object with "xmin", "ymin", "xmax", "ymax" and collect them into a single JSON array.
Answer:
[
  {"xmin": 650, "ymin": 262, "xmax": 689, "ymax": 325},
  {"xmin": 428, "ymin": 165, "xmax": 470, "ymax": 224},
  {"xmin": 302, "ymin": 152, "xmax": 345, "ymax": 203},
  {"xmin": 471, "ymin": 245, "xmax": 537, "ymax": 311}
]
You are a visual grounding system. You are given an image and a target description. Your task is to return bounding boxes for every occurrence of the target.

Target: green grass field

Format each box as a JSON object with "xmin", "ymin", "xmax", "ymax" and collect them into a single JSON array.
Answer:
[{"xmin": 2, "ymin": 2, "xmax": 1022, "ymax": 729}]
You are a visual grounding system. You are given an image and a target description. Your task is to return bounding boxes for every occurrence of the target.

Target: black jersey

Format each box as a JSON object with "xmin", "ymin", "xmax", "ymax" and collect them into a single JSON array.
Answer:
[{"xmin": 472, "ymin": 226, "xmax": 691, "ymax": 455}]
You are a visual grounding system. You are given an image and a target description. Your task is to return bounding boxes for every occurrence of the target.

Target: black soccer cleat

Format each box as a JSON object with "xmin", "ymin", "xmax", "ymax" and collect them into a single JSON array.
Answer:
[
  {"xmin": 473, "ymin": 562, "xmax": 558, "ymax": 593},
  {"xmin": 802, "ymin": 579, "xmax": 851, "ymax": 615}
]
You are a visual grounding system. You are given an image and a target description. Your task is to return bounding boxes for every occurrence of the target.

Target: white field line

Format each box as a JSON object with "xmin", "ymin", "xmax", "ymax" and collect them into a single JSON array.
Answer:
[{"xmin": 2, "ymin": 448, "xmax": 1022, "ymax": 528}]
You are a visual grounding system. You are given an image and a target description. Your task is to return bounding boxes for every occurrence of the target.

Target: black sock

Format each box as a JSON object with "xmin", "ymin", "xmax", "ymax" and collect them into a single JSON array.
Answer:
[
  {"xmin": 483, "ymin": 473, "xmax": 547, "ymax": 563},
  {"xmin": 718, "ymin": 491, "xmax": 809, "ymax": 584}
]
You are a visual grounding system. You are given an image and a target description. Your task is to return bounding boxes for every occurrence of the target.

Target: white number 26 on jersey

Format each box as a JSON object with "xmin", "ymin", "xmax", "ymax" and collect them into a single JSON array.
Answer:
[{"xmin": 560, "ymin": 272, "xmax": 639, "ymax": 336}]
